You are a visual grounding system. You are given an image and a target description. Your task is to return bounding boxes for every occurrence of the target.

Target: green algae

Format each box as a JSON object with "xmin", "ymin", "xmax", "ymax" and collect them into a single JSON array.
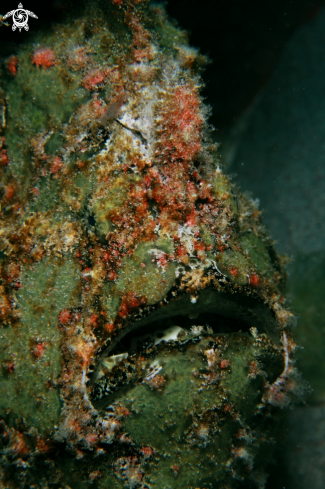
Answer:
[
  {"xmin": 4, "ymin": 54, "xmax": 85, "ymax": 182},
  {"xmin": 116, "ymin": 240, "xmax": 176, "ymax": 305},
  {"xmin": 216, "ymin": 249, "xmax": 250, "ymax": 285},
  {"xmin": 101, "ymin": 283, "xmax": 121, "ymax": 323},
  {"xmin": 239, "ymin": 232, "xmax": 275, "ymax": 278},
  {"xmin": 118, "ymin": 332, "xmax": 281, "ymax": 488},
  {"xmin": 212, "ymin": 173, "xmax": 238, "ymax": 220},
  {"xmin": 90, "ymin": 174, "xmax": 132, "ymax": 236},
  {"xmin": 0, "ymin": 255, "xmax": 80, "ymax": 433},
  {"xmin": 101, "ymin": 240, "xmax": 177, "ymax": 320}
]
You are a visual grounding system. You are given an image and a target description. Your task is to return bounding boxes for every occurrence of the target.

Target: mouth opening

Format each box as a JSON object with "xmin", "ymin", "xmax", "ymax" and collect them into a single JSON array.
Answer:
[
  {"xmin": 110, "ymin": 312, "xmax": 251, "ymax": 356},
  {"xmin": 88, "ymin": 288, "xmax": 279, "ymax": 409}
]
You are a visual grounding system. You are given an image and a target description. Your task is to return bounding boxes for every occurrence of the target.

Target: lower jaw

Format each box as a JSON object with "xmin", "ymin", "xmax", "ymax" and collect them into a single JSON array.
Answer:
[{"xmin": 87, "ymin": 289, "xmax": 286, "ymax": 488}]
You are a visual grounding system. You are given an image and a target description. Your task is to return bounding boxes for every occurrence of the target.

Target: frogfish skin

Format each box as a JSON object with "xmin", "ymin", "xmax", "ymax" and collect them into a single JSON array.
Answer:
[{"xmin": 0, "ymin": 1, "xmax": 304, "ymax": 488}]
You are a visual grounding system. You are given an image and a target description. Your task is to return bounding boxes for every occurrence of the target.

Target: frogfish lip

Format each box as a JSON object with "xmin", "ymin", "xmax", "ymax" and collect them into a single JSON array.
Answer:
[{"xmin": 89, "ymin": 286, "xmax": 280, "ymax": 407}]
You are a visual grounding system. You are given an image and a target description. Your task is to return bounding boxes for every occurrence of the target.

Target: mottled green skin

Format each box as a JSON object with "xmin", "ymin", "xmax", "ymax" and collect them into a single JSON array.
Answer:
[
  {"xmin": 120, "ymin": 333, "xmax": 282, "ymax": 488},
  {"xmin": 0, "ymin": 256, "xmax": 79, "ymax": 432}
]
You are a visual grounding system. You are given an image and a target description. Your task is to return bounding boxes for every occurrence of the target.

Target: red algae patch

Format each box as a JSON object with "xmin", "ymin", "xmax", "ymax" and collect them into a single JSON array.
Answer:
[
  {"xmin": 157, "ymin": 84, "xmax": 204, "ymax": 163},
  {"xmin": 32, "ymin": 340, "xmax": 47, "ymax": 359},
  {"xmin": 6, "ymin": 56, "xmax": 18, "ymax": 76},
  {"xmin": 59, "ymin": 309, "xmax": 71, "ymax": 324},
  {"xmin": 5, "ymin": 184, "xmax": 15, "ymax": 200},
  {"xmin": 49, "ymin": 156, "xmax": 63, "ymax": 175},
  {"xmin": 32, "ymin": 48, "xmax": 56, "ymax": 68},
  {"xmin": 0, "ymin": 148, "xmax": 9, "ymax": 166},
  {"xmin": 83, "ymin": 69, "xmax": 108, "ymax": 90}
]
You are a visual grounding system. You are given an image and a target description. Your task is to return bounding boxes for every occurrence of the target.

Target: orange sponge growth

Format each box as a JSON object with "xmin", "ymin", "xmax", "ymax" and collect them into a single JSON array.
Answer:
[
  {"xmin": 32, "ymin": 48, "xmax": 56, "ymax": 68},
  {"xmin": 157, "ymin": 84, "xmax": 204, "ymax": 163}
]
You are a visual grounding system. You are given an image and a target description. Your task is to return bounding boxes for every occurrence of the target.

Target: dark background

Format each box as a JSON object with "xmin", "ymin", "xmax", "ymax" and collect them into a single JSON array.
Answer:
[{"xmin": 167, "ymin": 0, "xmax": 325, "ymax": 137}]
